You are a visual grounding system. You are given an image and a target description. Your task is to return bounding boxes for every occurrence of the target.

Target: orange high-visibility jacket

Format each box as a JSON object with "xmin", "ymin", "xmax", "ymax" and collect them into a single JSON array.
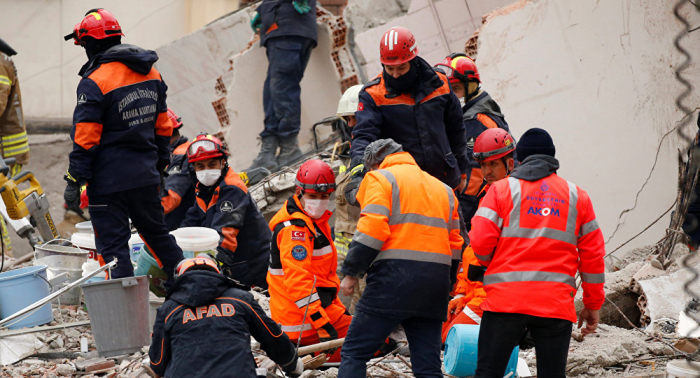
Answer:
[
  {"xmin": 453, "ymin": 183, "xmax": 491, "ymax": 300},
  {"xmin": 340, "ymin": 152, "xmax": 463, "ymax": 320},
  {"xmin": 470, "ymin": 173, "xmax": 605, "ymax": 322},
  {"xmin": 267, "ymin": 196, "xmax": 346, "ymax": 340}
]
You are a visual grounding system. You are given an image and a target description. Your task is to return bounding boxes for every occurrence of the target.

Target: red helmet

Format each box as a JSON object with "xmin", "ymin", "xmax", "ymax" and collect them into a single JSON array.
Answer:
[
  {"xmin": 435, "ymin": 53, "xmax": 480, "ymax": 85},
  {"xmin": 167, "ymin": 108, "xmax": 183, "ymax": 130},
  {"xmin": 379, "ymin": 27, "xmax": 418, "ymax": 65},
  {"xmin": 473, "ymin": 128, "xmax": 515, "ymax": 162},
  {"xmin": 187, "ymin": 134, "xmax": 228, "ymax": 163},
  {"xmin": 76, "ymin": 9, "xmax": 124, "ymax": 42},
  {"xmin": 175, "ymin": 255, "xmax": 220, "ymax": 279},
  {"xmin": 295, "ymin": 160, "xmax": 336, "ymax": 194}
]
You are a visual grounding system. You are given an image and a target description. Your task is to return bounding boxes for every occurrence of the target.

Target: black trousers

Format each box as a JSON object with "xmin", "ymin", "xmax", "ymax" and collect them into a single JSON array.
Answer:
[
  {"xmin": 89, "ymin": 184, "xmax": 183, "ymax": 283},
  {"xmin": 475, "ymin": 311, "xmax": 572, "ymax": 378}
]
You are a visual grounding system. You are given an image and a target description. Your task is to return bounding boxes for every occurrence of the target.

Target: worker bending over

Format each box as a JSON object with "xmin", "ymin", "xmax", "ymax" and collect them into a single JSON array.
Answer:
[
  {"xmin": 334, "ymin": 84, "xmax": 364, "ymax": 313},
  {"xmin": 435, "ymin": 54, "xmax": 512, "ymax": 229},
  {"xmin": 442, "ymin": 128, "xmax": 515, "ymax": 342},
  {"xmin": 150, "ymin": 255, "xmax": 303, "ymax": 378},
  {"xmin": 345, "ymin": 27, "xmax": 468, "ymax": 204},
  {"xmin": 267, "ymin": 160, "xmax": 351, "ymax": 361},
  {"xmin": 63, "ymin": 9, "xmax": 183, "ymax": 283},
  {"xmin": 339, "ymin": 139, "xmax": 463, "ymax": 378},
  {"xmin": 471, "ymin": 128, "xmax": 605, "ymax": 378},
  {"xmin": 160, "ymin": 108, "xmax": 196, "ymax": 230},
  {"xmin": 181, "ymin": 134, "xmax": 271, "ymax": 289}
]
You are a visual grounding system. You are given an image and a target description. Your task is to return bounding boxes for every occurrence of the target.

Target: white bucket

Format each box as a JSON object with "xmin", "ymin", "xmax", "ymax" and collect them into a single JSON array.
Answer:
[
  {"xmin": 667, "ymin": 360, "xmax": 700, "ymax": 378},
  {"xmin": 47, "ymin": 267, "xmax": 84, "ymax": 305},
  {"xmin": 75, "ymin": 221, "xmax": 94, "ymax": 234},
  {"xmin": 71, "ymin": 232, "xmax": 98, "ymax": 262},
  {"xmin": 170, "ymin": 227, "xmax": 219, "ymax": 259}
]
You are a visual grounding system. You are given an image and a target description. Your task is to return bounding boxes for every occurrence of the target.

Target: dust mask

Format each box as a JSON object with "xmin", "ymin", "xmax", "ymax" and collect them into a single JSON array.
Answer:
[
  {"xmin": 304, "ymin": 199, "xmax": 329, "ymax": 219},
  {"xmin": 459, "ymin": 97, "xmax": 466, "ymax": 107},
  {"xmin": 196, "ymin": 169, "xmax": 221, "ymax": 187}
]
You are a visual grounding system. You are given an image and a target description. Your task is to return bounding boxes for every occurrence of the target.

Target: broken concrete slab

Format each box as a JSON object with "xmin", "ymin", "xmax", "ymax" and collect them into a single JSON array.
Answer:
[
  {"xmin": 353, "ymin": 0, "xmax": 514, "ymax": 78},
  {"xmin": 74, "ymin": 357, "xmax": 115, "ymax": 372},
  {"xmin": 637, "ymin": 262, "xmax": 700, "ymax": 327},
  {"xmin": 473, "ymin": 0, "xmax": 700, "ymax": 255},
  {"xmin": 0, "ymin": 334, "xmax": 44, "ymax": 366}
]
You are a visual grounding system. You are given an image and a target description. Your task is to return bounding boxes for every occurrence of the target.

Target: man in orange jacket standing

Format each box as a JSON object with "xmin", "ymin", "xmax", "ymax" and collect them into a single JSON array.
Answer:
[
  {"xmin": 339, "ymin": 139, "xmax": 463, "ymax": 378},
  {"xmin": 267, "ymin": 160, "xmax": 352, "ymax": 361},
  {"xmin": 442, "ymin": 128, "xmax": 515, "ymax": 342},
  {"xmin": 470, "ymin": 128, "xmax": 605, "ymax": 378}
]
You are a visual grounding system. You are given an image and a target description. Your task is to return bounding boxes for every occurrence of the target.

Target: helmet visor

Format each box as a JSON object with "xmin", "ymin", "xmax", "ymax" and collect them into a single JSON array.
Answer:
[{"xmin": 188, "ymin": 139, "xmax": 218, "ymax": 156}]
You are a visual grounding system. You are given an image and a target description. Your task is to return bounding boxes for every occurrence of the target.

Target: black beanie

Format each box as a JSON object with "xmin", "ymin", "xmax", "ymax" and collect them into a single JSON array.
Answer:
[{"xmin": 515, "ymin": 128, "xmax": 555, "ymax": 162}]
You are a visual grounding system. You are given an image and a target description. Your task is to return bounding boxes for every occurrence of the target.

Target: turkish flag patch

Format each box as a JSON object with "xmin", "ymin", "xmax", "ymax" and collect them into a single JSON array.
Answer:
[
  {"xmin": 358, "ymin": 102, "xmax": 364, "ymax": 111},
  {"xmin": 291, "ymin": 230, "xmax": 305, "ymax": 241}
]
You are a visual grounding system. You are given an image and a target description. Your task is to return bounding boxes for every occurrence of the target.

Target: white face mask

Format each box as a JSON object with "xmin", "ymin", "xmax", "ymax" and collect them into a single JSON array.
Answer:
[
  {"xmin": 304, "ymin": 198, "xmax": 329, "ymax": 219},
  {"xmin": 459, "ymin": 97, "xmax": 466, "ymax": 107},
  {"xmin": 196, "ymin": 169, "xmax": 221, "ymax": 186}
]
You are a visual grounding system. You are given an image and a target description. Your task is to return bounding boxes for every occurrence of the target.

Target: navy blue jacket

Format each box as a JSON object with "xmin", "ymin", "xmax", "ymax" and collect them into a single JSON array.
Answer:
[
  {"xmin": 70, "ymin": 44, "xmax": 172, "ymax": 196},
  {"xmin": 459, "ymin": 91, "xmax": 511, "ymax": 229},
  {"xmin": 150, "ymin": 270, "xmax": 298, "ymax": 378},
  {"xmin": 181, "ymin": 166, "xmax": 271, "ymax": 289},
  {"xmin": 258, "ymin": 0, "xmax": 317, "ymax": 47},
  {"xmin": 162, "ymin": 136, "xmax": 196, "ymax": 230},
  {"xmin": 350, "ymin": 57, "xmax": 468, "ymax": 189}
]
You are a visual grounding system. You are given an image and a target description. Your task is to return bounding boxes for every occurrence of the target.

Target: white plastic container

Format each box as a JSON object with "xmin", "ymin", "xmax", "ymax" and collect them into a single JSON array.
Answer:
[
  {"xmin": 667, "ymin": 360, "xmax": 700, "ymax": 378},
  {"xmin": 82, "ymin": 259, "xmax": 105, "ymax": 284},
  {"xmin": 71, "ymin": 232, "xmax": 98, "ymax": 262},
  {"xmin": 170, "ymin": 227, "xmax": 219, "ymax": 259},
  {"xmin": 128, "ymin": 234, "xmax": 145, "ymax": 265},
  {"xmin": 75, "ymin": 221, "xmax": 94, "ymax": 234}
]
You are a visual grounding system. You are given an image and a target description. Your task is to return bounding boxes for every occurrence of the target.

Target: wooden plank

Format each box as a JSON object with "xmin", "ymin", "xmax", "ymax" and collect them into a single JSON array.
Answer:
[{"xmin": 0, "ymin": 320, "xmax": 90, "ymax": 339}]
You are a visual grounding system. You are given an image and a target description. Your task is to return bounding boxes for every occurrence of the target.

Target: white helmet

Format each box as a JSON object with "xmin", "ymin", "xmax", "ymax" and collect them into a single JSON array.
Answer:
[{"xmin": 336, "ymin": 84, "xmax": 364, "ymax": 117}]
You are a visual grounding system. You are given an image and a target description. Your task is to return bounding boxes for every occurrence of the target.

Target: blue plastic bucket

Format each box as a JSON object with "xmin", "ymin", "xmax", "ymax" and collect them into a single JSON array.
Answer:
[
  {"xmin": 444, "ymin": 324, "xmax": 519, "ymax": 377},
  {"xmin": 134, "ymin": 245, "xmax": 167, "ymax": 297},
  {"xmin": 0, "ymin": 265, "xmax": 53, "ymax": 330}
]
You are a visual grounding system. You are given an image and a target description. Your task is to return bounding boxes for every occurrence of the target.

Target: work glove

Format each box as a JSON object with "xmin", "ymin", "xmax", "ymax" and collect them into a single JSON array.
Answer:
[
  {"xmin": 250, "ymin": 12, "xmax": 262, "ymax": 33},
  {"xmin": 64, "ymin": 169, "xmax": 85, "ymax": 215},
  {"xmin": 282, "ymin": 356, "xmax": 304, "ymax": 378},
  {"xmin": 293, "ymin": 0, "xmax": 312, "ymax": 14},
  {"xmin": 447, "ymin": 295, "xmax": 467, "ymax": 321},
  {"xmin": 344, "ymin": 163, "xmax": 364, "ymax": 207}
]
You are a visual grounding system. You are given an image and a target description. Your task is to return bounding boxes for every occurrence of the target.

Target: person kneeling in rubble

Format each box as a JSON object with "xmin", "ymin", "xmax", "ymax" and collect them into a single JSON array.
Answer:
[
  {"xmin": 267, "ymin": 160, "xmax": 352, "ymax": 362},
  {"xmin": 180, "ymin": 134, "xmax": 271, "ymax": 289},
  {"xmin": 150, "ymin": 255, "xmax": 303, "ymax": 378},
  {"xmin": 441, "ymin": 128, "xmax": 515, "ymax": 342}
]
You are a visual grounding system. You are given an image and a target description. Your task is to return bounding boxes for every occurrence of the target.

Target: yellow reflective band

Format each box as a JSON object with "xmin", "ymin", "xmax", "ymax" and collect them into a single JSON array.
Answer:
[
  {"xmin": 350, "ymin": 164, "xmax": 364, "ymax": 176},
  {"xmin": 0, "ymin": 75, "xmax": 11, "ymax": 86},
  {"xmin": 2, "ymin": 143, "xmax": 29, "ymax": 156},
  {"xmin": 2, "ymin": 131, "xmax": 28, "ymax": 144},
  {"xmin": 89, "ymin": 12, "xmax": 102, "ymax": 21},
  {"xmin": 65, "ymin": 170, "xmax": 78, "ymax": 183},
  {"xmin": 339, "ymin": 165, "xmax": 347, "ymax": 174}
]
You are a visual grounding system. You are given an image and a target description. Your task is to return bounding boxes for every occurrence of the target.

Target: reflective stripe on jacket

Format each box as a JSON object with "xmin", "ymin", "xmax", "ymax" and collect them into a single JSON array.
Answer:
[
  {"xmin": 267, "ymin": 196, "xmax": 346, "ymax": 340},
  {"xmin": 341, "ymin": 152, "xmax": 463, "ymax": 320},
  {"xmin": 469, "ymin": 174, "xmax": 606, "ymax": 322}
]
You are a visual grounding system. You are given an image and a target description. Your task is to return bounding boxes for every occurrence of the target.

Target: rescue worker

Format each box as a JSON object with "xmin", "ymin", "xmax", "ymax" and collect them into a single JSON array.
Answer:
[
  {"xmin": 0, "ymin": 38, "xmax": 29, "ymax": 178},
  {"xmin": 470, "ymin": 128, "xmax": 605, "ymax": 378},
  {"xmin": 0, "ymin": 37, "xmax": 30, "ymax": 255},
  {"xmin": 267, "ymin": 160, "xmax": 351, "ymax": 361},
  {"xmin": 339, "ymin": 139, "xmax": 463, "ymax": 378},
  {"xmin": 334, "ymin": 84, "xmax": 365, "ymax": 313},
  {"xmin": 150, "ymin": 255, "xmax": 303, "ymax": 378},
  {"xmin": 248, "ymin": 0, "xmax": 317, "ymax": 170},
  {"xmin": 346, "ymin": 27, "xmax": 468, "ymax": 205},
  {"xmin": 181, "ymin": 134, "xmax": 271, "ymax": 289},
  {"xmin": 441, "ymin": 128, "xmax": 515, "ymax": 342},
  {"xmin": 160, "ymin": 108, "xmax": 196, "ymax": 230},
  {"xmin": 435, "ymin": 54, "xmax": 511, "ymax": 229},
  {"xmin": 62, "ymin": 9, "xmax": 183, "ymax": 282}
]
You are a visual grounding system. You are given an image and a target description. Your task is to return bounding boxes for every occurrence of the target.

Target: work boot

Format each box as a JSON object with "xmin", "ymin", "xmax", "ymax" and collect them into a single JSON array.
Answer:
[
  {"xmin": 247, "ymin": 136, "xmax": 279, "ymax": 171},
  {"xmin": 276, "ymin": 134, "xmax": 303, "ymax": 167}
]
